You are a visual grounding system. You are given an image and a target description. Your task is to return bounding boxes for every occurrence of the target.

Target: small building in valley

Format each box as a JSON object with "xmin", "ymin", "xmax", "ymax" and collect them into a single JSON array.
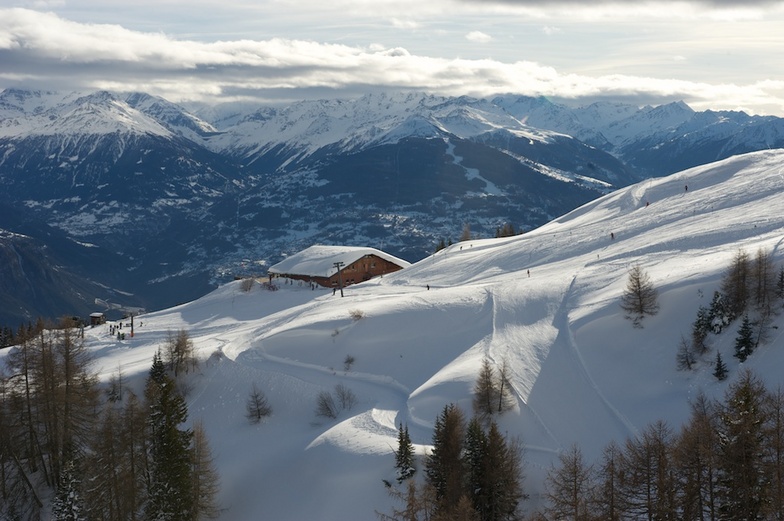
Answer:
[{"xmin": 268, "ymin": 245, "xmax": 410, "ymax": 288}]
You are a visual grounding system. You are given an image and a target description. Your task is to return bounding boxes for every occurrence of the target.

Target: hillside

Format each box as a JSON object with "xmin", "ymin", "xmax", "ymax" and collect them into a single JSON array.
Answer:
[{"xmin": 3, "ymin": 149, "xmax": 784, "ymax": 519}]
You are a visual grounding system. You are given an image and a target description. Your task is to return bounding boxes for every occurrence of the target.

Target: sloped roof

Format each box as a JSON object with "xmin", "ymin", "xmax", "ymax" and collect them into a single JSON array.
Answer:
[{"xmin": 268, "ymin": 245, "xmax": 410, "ymax": 278}]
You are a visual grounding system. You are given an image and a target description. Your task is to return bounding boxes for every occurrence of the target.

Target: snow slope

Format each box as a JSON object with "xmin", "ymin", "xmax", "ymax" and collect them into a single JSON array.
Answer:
[{"xmin": 6, "ymin": 149, "xmax": 784, "ymax": 519}]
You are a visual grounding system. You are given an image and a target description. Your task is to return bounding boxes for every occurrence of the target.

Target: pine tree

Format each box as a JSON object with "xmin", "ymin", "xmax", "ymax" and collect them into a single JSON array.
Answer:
[
  {"xmin": 473, "ymin": 358, "xmax": 514, "ymax": 420},
  {"xmin": 672, "ymin": 393, "xmax": 720, "ymax": 521},
  {"xmin": 425, "ymin": 404, "xmax": 466, "ymax": 510},
  {"xmin": 164, "ymin": 329, "xmax": 197, "ymax": 378},
  {"xmin": 245, "ymin": 383, "xmax": 272, "ymax": 424},
  {"xmin": 619, "ymin": 264, "xmax": 659, "ymax": 328},
  {"xmin": 752, "ymin": 247, "xmax": 776, "ymax": 316},
  {"xmin": 463, "ymin": 418, "xmax": 487, "ymax": 515},
  {"xmin": 716, "ymin": 370, "xmax": 769, "ymax": 520},
  {"xmin": 707, "ymin": 291, "xmax": 731, "ymax": 334},
  {"xmin": 379, "ymin": 479, "xmax": 440, "ymax": 521},
  {"xmin": 460, "ymin": 223, "xmax": 472, "ymax": 242},
  {"xmin": 619, "ymin": 421, "xmax": 676, "ymax": 521},
  {"xmin": 83, "ymin": 392, "xmax": 148, "ymax": 521},
  {"xmin": 545, "ymin": 444, "xmax": 593, "ymax": 521},
  {"xmin": 51, "ymin": 459, "xmax": 85, "ymax": 521},
  {"xmin": 190, "ymin": 420, "xmax": 221, "ymax": 520},
  {"xmin": 676, "ymin": 335, "xmax": 696, "ymax": 371},
  {"xmin": 496, "ymin": 359, "xmax": 515, "ymax": 414},
  {"xmin": 591, "ymin": 441, "xmax": 623, "ymax": 521},
  {"xmin": 733, "ymin": 314, "xmax": 755, "ymax": 362},
  {"xmin": 481, "ymin": 422, "xmax": 524, "ymax": 521},
  {"xmin": 145, "ymin": 356, "xmax": 194, "ymax": 521},
  {"xmin": 764, "ymin": 387, "xmax": 784, "ymax": 520},
  {"xmin": 776, "ymin": 265, "xmax": 784, "ymax": 301},
  {"xmin": 691, "ymin": 305, "xmax": 711, "ymax": 355},
  {"xmin": 721, "ymin": 249, "xmax": 750, "ymax": 321},
  {"xmin": 713, "ymin": 351, "xmax": 728, "ymax": 381},
  {"xmin": 473, "ymin": 358, "xmax": 497, "ymax": 419},
  {"xmin": 395, "ymin": 423, "xmax": 416, "ymax": 483}
]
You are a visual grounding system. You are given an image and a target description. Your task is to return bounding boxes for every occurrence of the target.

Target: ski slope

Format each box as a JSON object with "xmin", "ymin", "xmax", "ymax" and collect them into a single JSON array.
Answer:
[{"xmin": 5, "ymin": 148, "xmax": 784, "ymax": 519}]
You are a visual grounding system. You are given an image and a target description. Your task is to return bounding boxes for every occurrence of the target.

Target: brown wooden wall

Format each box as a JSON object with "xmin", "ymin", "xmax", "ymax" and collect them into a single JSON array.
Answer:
[{"xmin": 271, "ymin": 254, "xmax": 405, "ymax": 288}]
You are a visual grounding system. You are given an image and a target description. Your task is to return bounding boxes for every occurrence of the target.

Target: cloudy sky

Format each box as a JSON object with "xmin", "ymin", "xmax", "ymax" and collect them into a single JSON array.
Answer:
[{"xmin": 1, "ymin": 0, "xmax": 783, "ymax": 114}]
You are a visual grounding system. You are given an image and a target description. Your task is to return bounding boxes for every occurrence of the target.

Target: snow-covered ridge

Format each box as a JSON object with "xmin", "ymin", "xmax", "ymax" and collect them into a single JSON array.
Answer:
[
  {"xmin": 3, "ymin": 88, "xmax": 782, "ymax": 178},
  {"xmin": 0, "ymin": 89, "xmax": 206, "ymax": 139},
  {"xmin": 14, "ymin": 149, "xmax": 782, "ymax": 520}
]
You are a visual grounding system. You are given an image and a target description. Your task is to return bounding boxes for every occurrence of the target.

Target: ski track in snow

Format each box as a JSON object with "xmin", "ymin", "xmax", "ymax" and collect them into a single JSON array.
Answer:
[{"xmin": 556, "ymin": 272, "xmax": 640, "ymax": 441}]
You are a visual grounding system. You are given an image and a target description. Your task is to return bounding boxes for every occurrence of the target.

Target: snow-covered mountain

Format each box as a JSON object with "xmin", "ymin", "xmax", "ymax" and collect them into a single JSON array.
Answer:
[
  {"xmin": 2, "ymin": 87, "xmax": 784, "ymax": 325},
  {"xmin": 4, "ymin": 149, "xmax": 781, "ymax": 519}
]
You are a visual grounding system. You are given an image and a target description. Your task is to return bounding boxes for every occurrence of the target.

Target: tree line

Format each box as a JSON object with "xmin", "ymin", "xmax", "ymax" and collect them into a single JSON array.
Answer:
[
  {"xmin": 0, "ymin": 323, "xmax": 219, "ymax": 520},
  {"xmin": 382, "ymin": 357, "xmax": 523, "ymax": 521},
  {"xmin": 679, "ymin": 247, "xmax": 784, "ymax": 377},
  {"xmin": 539, "ymin": 370, "xmax": 784, "ymax": 521},
  {"xmin": 384, "ymin": 405, "xmax": 525, "ymax": 521}
]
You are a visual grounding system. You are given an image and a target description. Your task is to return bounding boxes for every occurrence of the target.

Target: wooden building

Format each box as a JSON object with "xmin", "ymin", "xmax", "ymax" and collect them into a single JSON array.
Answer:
[{"xmin": 268, "ymin": 245, "xmax": 410, "ymax": 288}]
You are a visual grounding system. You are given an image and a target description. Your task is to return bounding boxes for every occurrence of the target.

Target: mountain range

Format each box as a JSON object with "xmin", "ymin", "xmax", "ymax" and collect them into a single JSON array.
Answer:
[{"xmin": 1, "ymin": 87, "xmax": 784, "ymax": 325}]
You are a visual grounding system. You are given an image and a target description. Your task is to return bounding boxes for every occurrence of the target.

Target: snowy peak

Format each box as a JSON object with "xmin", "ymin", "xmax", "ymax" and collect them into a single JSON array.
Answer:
[
  {"xmin": 0, "ymin": 89, "xmax": 173, "ymax": 138},
  {"xmin": 124, "ymin": 92, "xmax": 218, "ymax": 139}
]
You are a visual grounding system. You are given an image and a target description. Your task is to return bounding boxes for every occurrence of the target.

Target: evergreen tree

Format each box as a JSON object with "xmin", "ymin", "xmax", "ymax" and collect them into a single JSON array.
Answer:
[
  {"xmin": 425, "ymin": 404, "xmax": 466, "ymax": 510},
  {"xmin": 395, "ymin": 423, "xmax": 416, "ymax": 483},
  {"xmin": 691, "ymin": 305, "xmax": 712, "ymax": 355},
  {"xmin": 713, "ymin": 351, "xmax": 728, "ymax": 381},
  {"xmin": 145, "ymin": 356, "xmax": 194, "ymax": 521},
  {"xmin": 776, "ymin": 265, "xmax": 784, "ymax": 301},
  {"xmin": 707, "ymin": 291, "xmax": 732, "ymax": 334},
  {"xmin": 51, "ymin": 459, "xmax": 85, "ymax": 521},
  {"xmin": 764, "ymin": 387, "xmax": 784, "ymax": 520},
  {"xmin": 480, "ymin": 422, "xmax": 524, "ymax": 521},
  {"xmin": 619, "ymin": 264, "xmax": 659, "ymax": 328},
  {"xmin": 0, "ymin": 326, "xmax": 13, "ymax": 348},
  {"xmin": 463, "ymin": 418, "xmax": 487, "ymax": 515},
  {"xmin": 733, "ymin": 314, "xmax": 755, "ymax": 362},
  {"xmin": 716, "ymin": 370, "xmax": 769, "ymax": 520}
]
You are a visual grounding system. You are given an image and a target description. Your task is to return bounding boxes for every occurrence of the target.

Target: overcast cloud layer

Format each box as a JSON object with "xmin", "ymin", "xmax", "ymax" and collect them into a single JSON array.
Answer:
[{"xmin": 1, "ymin": 1, "xmax": 783, "ymax": 114}]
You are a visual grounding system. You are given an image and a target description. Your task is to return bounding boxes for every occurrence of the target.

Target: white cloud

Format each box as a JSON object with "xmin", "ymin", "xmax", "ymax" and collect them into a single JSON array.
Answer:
[
  {"xmin": 390, "ymin": 18, "xmax": 421, "ymax": 29},
  {"xmin": 465, "ymin": 30, "xmax": 493, "ymax": 43},
  {"xmin": 0, "ymin": 7, "xmax": 783, "ymax": 115}
]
